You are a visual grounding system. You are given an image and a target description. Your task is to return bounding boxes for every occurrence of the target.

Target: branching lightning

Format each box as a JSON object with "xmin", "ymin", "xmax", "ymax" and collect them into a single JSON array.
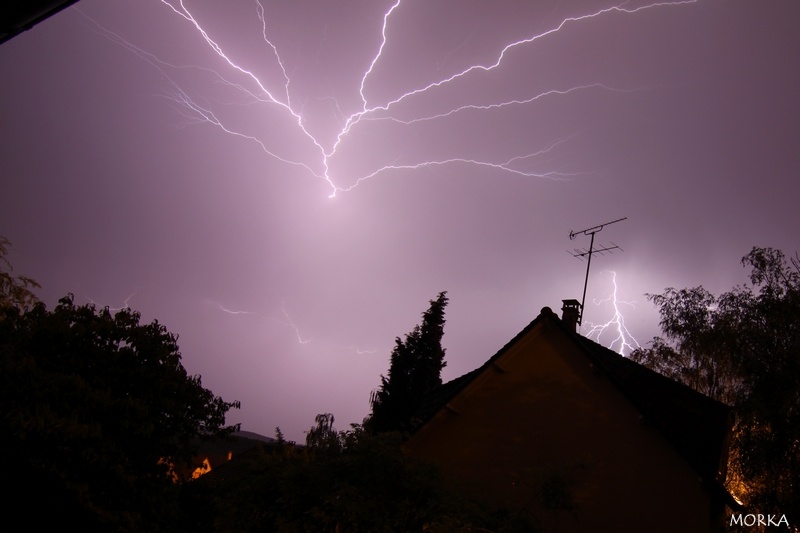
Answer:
[
  {"xmin": 85, "ymin": 292, "xmax": 136, "ymax": 312},
  {"xmin": 214, "ymin": 300, "xmax": 375, "ymax": 354},
  {"xmin": 359, "ymin": 84, "xmax": 634, "ymax": 126},
  {"xmin": 584, "ymin": 271, "xmax": 641, "ymax": 356},
  {"xmin": 214, "ymin": 301, "xmax": 311, "ymax": 344},
  {"xmin": 84, "ymin": 0, "xmax": 697, "ymax": 198}
]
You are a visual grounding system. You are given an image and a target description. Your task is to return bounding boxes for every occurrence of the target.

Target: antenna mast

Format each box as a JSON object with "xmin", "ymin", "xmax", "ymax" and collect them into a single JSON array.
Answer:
[{"xmin": 568, "ymin": 217, "xmax": 627, "ymax": 326}]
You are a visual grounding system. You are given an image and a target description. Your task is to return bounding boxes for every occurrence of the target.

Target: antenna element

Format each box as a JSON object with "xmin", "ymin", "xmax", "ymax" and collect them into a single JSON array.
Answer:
[{"xmin": 567, "ymin": 217, "xmax": 627, "ymax": 326}]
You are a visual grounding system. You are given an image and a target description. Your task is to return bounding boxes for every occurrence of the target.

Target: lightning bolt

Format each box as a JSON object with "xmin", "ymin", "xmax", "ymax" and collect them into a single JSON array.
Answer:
[
  {"xmin": 85, "ymin": 292, "xmax": 136, "ymax": 312},
  {"xmin": 349, "ymin": 346, "xmax": 378, "ymax": 355},
  {"xmin": 216, "ymin": 304, "xmax": 261, "ymax": 317},
  {"xmin": 82, "ymin": 0, "xmax": 697, "ymax": 198},
  {"xmin": 212, "ymin": 300, "xmax": 312, "ymax": 344},
  {"xmin": 584, "ymin": 271, "xmax": 641, "ymax": 356},
  {"xmin": 281, "ymin": 302, "xmax": 311, "ymax": 345},
  {"xmin": 213, "ymin": 300, "xmax": 379, "ymax": 354},
  {"xmin": 359, "ymin": 85, "xmax": 635, "ymax": 127}
]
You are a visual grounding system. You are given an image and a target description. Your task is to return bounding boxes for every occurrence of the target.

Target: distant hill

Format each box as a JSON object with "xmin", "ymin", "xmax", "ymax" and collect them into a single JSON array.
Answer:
[{"xmin": 233, "ymin": 430, "xmax": 275, "ymax": 444}]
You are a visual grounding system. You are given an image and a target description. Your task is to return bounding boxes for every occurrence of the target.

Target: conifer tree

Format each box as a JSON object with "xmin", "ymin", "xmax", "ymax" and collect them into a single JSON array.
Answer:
[{"xmin": 367, "ymin": 291, "xmax": 448, "ymax": 433}]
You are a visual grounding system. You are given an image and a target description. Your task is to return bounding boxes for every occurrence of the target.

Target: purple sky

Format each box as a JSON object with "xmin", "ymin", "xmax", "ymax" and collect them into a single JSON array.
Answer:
[{"xmin": 2, "ymin": 0, "xmax": 798, "ymax": 441}]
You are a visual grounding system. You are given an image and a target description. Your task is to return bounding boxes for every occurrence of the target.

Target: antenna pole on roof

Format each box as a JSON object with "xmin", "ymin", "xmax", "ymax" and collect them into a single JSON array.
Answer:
[{"xmin": 568, "ymin": 217, "xmax": 627, "ymax": 326}]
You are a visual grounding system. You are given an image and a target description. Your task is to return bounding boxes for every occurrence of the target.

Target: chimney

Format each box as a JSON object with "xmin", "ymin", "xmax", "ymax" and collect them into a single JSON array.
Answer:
[{"xmin": 561, "ymin": 299, "xmax": 581, "ymax": 333}]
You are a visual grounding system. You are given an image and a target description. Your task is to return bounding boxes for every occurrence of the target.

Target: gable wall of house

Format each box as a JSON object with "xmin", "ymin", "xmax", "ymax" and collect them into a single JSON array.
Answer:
[{"xmin": 405, "ymin": 320, "xmax": 714, "ymax": 532}]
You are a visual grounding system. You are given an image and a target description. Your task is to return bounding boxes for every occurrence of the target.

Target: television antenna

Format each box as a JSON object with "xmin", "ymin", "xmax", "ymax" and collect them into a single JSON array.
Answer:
[{"xmin": 567, "ymin": 217, "xmax": 627, "ymax": 325}]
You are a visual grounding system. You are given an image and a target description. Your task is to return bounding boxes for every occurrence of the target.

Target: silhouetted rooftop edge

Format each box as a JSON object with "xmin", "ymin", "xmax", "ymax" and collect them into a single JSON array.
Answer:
[
  {"xmin": 413, "ymin": 306, "xmax": 742, "ymax": 510},
  {"xmin": 1, "ymin": 1, "xmax": 80, "ymax": 45}
]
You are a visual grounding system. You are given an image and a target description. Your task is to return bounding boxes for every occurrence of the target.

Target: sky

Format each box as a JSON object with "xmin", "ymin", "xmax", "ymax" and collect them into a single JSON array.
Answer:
[{"xmin": 1, "ymin": 0, "xmax": 799, "ymax": 442}]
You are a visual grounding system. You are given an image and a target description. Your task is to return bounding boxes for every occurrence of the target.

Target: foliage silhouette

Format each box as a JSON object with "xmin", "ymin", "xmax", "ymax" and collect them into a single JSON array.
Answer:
[
  {"xmin": 631, "ymin": 246, "xmax": 800, "ymax": 527},
  {"xmin": 0, "ymin": 294, "xmax": 240, "ymax": 531},
  {"xmin": 366, "ymin": 291, "xmax": 449, "ymax": 433},
  {"xmin": 0, "ymin": 236, "xmax": 39, "ymax": 314},
  {"xmin": 204, "ymin": 414, "xmax": 532, "ymax": 533}
]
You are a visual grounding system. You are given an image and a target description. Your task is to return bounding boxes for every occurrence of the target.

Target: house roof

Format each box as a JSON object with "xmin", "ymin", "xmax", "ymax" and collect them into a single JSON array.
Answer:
[
  {"xmin": 1, "ymin": 1, "xmax": 80, "ymax": 45},
  {"xmin": 415, "ymin": 306, "xmax": 736, "ymax": 502}
]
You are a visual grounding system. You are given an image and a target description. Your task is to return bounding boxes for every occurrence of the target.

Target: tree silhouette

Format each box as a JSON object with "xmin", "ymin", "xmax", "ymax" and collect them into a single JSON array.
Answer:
[
  {"xmin": 206, "ymin": 413, "xmax": 526, "ymax": 532},
  {"xmin": 367, "ymin": 291, "xmax": 448, "ymax": 433},
  {"xmin": 0, "ymin": 294, "xmax": 240, "ymax": 531},
  {"xmin": 631, "ymin": 247, "xmax": 800, "ymax": 526},
  {"xmin": 0, "ymin": 236, "xmax": 39, "ymax": 314}
]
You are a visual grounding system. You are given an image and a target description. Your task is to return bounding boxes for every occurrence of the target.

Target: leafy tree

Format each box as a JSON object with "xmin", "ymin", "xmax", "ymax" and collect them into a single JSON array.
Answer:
[
  {"xmin": 630, "ymin": 286, "xmax": 742, "ymax": 405},
  {"xmin": 631, "ymin": 247, "xmax": 800, "ymax": 526},
  {"xmin": 0, "ymin": 294, "xmax": 240, "ymax": 531},
  {"xmin": 0, "ymin": 236, "xmax": 39, "ymax": 313},
  {"xmin": 305, "ymin": 412, "xmax": 343, "ymax": 456},
  {"xmin": 366, "ymin": 291, "xmax": 449, "ymax": 433}
]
